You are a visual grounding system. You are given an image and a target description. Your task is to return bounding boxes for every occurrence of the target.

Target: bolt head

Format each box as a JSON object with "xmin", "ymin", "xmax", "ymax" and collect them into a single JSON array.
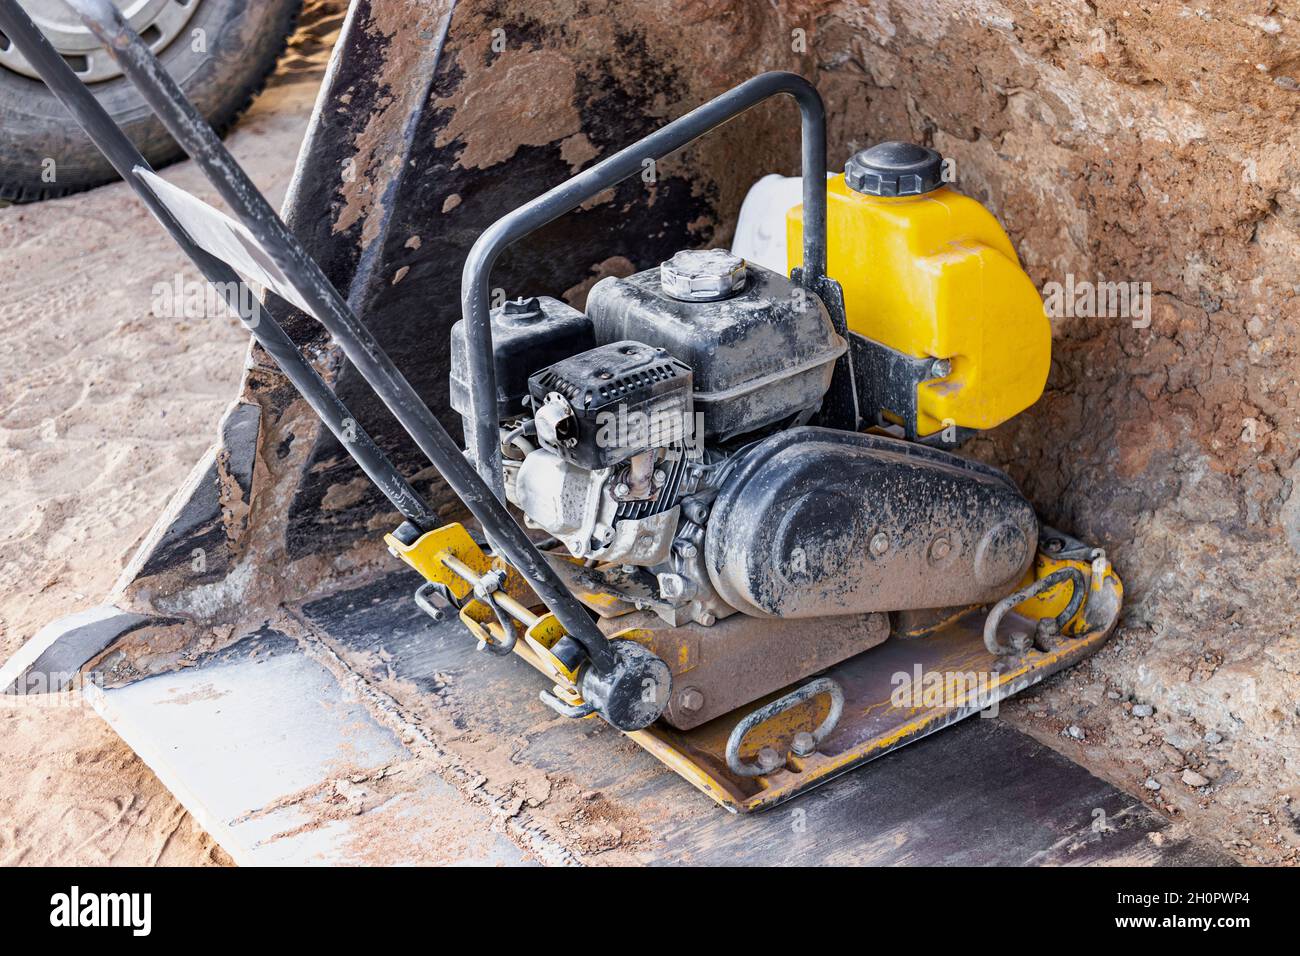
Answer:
[
  {"xmin": 869, "ymin": 532, "xmax": 890, "ymax": 556},
  {"xmin": 929, "ymin": 536, "xmax": 952, "ymax": 562},
  {"xmin": 756, "ymin": 747, "xmax": 783, "ymax": 773},
  {"xmin": 679, "ymin": 688, "xmax": 704, "ymax": 712},
  {"xmin": 697, "ymin": 610, "xmax": 717, "ymax": 627},
  {"xmin": 791, "ymin": 731, "xmax": 817, "ymax": 757},
  {"xmin": 930, "ymin": 357, "xmax": 952, "ymax": 378},
  {"xmin": 657, "ymin": 572, "xmax": 687, "ymax": 600},
  {"xmin": 613, "ymin": 482, "xmax": 631, "ymax": 499}
]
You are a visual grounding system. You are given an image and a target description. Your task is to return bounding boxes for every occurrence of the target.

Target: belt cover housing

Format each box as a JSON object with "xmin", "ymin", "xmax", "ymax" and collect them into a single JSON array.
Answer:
[{"xmin": 704, "ymin": 428, "xmax": 1037, "ymax": 617}]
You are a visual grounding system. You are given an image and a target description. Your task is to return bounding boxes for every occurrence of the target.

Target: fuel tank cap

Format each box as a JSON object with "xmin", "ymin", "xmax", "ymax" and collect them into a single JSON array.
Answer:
[
  {"xmin": 660, "ymin": 248, "xmax": 747, "ymax": 301},
  {"xmin": 844, "ymin": 141, "xmax": 944, "ymax": 197}
]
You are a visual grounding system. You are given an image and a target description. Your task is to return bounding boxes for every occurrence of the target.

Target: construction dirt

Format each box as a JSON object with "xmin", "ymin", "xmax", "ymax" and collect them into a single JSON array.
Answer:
[
  {"xmin": 801, "ymin": 1, "xmax": 1300, "ymax": 865},
  {"xmin": 1, "ymin": 0, "xmax": 1295, "ymax": 867}
]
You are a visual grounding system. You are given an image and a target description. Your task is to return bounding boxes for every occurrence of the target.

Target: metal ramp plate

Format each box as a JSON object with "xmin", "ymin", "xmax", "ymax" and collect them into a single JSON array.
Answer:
[
  {"xmin": 83, "ymin": 570, "xmax": 1231, "ymax": 866},
  {"xmin": 87, "ymin": 628, "xmax": 531, "ymax": 867}
]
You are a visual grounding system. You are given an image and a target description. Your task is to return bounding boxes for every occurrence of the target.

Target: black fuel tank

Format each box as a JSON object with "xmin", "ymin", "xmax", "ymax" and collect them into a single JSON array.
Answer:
[
  {"xmin": 584, "ymin": 262, "xmax": 845, "ymax": 442},
  {"xmin": 704, "ymin": 428, "xmax": 1038, "ymax": 618}
]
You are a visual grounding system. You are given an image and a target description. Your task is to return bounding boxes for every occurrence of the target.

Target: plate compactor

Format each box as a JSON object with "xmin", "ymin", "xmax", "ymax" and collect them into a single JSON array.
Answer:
[{"xmin": 7, "ymin": 0, "xmax": 1121, "ymax": 812}]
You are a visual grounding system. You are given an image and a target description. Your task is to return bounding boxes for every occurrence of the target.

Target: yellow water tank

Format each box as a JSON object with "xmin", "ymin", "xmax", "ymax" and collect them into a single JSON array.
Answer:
[{"xmin": 787, "ymin": 142, "xmax": 1049, "ymax": 438}]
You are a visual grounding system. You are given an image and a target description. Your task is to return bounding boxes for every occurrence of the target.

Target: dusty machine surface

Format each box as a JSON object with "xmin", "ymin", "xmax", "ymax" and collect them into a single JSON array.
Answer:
[
  {"xmin": 413, "ymin": 96, "xmax": 1124, "ymax": 803},
  {"xmin": 5, "ymin": 0, "xmax": 1261, "ymax": 865}
]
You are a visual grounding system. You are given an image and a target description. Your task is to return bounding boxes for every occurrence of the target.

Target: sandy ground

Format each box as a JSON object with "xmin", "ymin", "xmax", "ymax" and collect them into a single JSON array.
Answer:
[{"xmin": 0, "ymin": 4, "xmax": 339, "ymax": 863}]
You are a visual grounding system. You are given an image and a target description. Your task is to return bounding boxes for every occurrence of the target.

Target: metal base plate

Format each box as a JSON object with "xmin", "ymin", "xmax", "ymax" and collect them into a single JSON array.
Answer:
[{"xmin": 629, "ymin": 606, "xmax": 1118, "ymax": 812}]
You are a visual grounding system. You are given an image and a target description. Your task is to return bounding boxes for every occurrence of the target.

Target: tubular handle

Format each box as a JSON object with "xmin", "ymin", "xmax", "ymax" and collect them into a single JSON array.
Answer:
[
  {"xmin": 460, "ymin": 71, "xmax": 829, "ymax": 499},
  {"xmin": 39, "ymin": 0, "xmax": 618, "ymax": 674}
]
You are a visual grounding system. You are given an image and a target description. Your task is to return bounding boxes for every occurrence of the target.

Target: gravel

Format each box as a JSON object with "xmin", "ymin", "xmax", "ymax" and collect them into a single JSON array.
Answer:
[{"xmin": 1182, "ymin": 769, "xmax": 1210, "ymax": 788}]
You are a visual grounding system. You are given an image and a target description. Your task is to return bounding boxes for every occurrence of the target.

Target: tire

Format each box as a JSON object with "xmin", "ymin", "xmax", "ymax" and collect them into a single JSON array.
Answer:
[{"xmin": 0, "ymin": 0, "xmax": 302, "ymax": 203}]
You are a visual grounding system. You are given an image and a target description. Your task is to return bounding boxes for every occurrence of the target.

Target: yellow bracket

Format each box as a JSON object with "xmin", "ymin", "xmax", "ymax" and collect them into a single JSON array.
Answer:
[
  {"xmin": 1015, "ymin": 549, "xmax": 1122, "ymax": 635},
  {"xmin": 520, "ymin": 612, "xmax": 579, "ymax": 684},
  {"xmin": 385, "ymin": 523, "xmax": 597, "ymax": 711},
  {"xmin": 385, "ymin": 523, "xmax": 486, "ymax": 599},
  {"xmin": 384, "ymin": 522, "xmax": 535, "ymax": 607}
]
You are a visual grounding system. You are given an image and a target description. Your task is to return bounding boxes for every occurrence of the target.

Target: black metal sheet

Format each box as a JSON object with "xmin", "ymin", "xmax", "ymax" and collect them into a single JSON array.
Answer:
[{"xmin": 299, "ymin": 572, "xmax": 1229, "ymax": 865}]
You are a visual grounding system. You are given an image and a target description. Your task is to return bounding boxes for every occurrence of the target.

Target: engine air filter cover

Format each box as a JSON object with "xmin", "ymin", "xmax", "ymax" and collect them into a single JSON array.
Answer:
[{"xmin": 450, "ymin": 296, "xmax": 595, "ymax": 420}]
